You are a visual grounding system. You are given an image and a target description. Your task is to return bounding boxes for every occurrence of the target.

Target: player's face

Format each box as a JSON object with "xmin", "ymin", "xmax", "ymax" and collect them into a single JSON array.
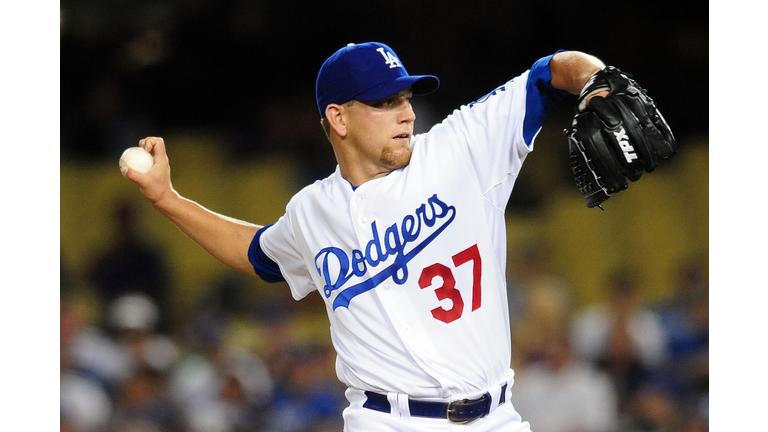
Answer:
[{"xmin": 345, "ymin": 88, "xmax": 416, "ymax": 172}]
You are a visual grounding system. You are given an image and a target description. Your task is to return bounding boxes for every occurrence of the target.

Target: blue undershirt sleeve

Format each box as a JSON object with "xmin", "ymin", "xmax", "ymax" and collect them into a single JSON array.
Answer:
[
  {"xmin": 522, "ymin": 49, "xmax": 572, "ymax": 147},
  {"xmin": 248, "ymin": 224, "xmax": 286, "ymax": 283}
]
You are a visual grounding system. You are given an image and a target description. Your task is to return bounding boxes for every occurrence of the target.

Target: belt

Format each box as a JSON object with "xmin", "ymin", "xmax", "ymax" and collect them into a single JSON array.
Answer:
[{"xmin": 363, "ymin": 384, "xmax": 507, "ymax": 424}]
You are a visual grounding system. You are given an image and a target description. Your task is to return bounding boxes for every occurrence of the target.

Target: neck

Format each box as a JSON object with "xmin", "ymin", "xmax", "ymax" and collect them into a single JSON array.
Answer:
[
  {"xmin": 338, "ymin": 159, "xmax": 393, "ymax": 188},
  {"xmin": 332, "ymin": 139, "xmax": 395, "ymax": 188}
]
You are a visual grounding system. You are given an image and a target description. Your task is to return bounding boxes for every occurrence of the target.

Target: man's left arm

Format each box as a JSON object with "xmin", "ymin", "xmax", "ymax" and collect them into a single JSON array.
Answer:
[{"xmin": 553, "ymin": 51, "xmax": 678, "ymax": 208}]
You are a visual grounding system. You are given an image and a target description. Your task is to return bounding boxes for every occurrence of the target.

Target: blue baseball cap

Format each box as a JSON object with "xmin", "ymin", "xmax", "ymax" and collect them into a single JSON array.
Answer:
[{"xmin": 316, "ymin": 42, "xmax": 440, "ymax": 118}]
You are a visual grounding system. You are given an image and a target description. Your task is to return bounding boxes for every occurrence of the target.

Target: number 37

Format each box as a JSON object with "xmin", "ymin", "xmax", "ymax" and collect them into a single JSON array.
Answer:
[{"xmin": 418, "ymin": 244, "xmax": 482, "ymax": 323}]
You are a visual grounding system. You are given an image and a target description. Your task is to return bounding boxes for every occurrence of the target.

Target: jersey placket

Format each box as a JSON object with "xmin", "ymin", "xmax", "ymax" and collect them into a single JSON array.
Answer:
[{"xmin": 346, "ymin": 181, "xmax": 445, "ymax": 385}]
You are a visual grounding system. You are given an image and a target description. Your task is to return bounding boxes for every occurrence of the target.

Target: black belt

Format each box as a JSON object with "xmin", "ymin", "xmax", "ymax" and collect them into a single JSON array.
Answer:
[{"xmin": 363, "ymin": 384, "xmax": 507, "ymax": 424}]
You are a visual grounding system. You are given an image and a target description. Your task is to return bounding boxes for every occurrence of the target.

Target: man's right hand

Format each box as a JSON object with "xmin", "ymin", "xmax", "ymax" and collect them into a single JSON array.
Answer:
[{"xmin": 122, "ymin": 136, "xmax": 177, "ymax": 206}]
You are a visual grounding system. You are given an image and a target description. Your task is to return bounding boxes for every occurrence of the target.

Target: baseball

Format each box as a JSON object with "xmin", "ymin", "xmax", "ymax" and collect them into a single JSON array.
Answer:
[{"xmin": 119, "ymin": 147, "xmax": 154, "ymax": 174}]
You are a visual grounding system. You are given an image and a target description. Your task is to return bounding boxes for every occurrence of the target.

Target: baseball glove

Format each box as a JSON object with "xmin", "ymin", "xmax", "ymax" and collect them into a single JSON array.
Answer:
[{"xmin": 564, "ymin": 66, "xmax": 676, "ymax": 209}]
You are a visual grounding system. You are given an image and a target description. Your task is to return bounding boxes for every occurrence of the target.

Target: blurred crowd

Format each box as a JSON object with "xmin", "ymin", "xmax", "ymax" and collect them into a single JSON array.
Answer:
[
  {"xmin": 507, "ymin": 248, "xmax": 709, "ymax": 432},
  {"xmin": 60, "ymin": 286, "xmax": 346, "ymax": 432},
  {"xmin": 60, "ymin": 201, "xmax": 708, "ymax": 432},
  {"xmin": 60, "ymin": 201, "xmax": 347, "ymax": 432}
]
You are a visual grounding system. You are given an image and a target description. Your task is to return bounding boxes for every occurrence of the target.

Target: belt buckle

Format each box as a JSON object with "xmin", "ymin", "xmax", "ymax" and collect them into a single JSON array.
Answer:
[{"xmin": 446, "ymin": 394, "xmax": 488, "ymax": 424}]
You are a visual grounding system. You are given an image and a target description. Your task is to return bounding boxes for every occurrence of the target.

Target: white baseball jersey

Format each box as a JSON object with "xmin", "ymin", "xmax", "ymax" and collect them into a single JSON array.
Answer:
[{"xmin": 250, "ymin": 53, "xmax": 568, "ymax": 401}]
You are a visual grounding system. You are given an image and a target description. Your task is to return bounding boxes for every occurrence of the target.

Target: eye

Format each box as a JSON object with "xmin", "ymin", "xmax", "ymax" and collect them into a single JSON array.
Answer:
[
  {"xmin": 366, "ymin": 93, "xmax": 409, "ymax": 109},
  {"xmin": 369, "ymin": 97, "xmax": 395, "ymax": 108}
]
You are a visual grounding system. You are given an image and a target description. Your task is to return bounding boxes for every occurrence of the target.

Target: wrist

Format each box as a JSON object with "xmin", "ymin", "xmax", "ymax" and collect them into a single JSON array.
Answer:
[
  {"xmin": 149, "ymin": 188, "xmax": 181, "ymax": 213},
  {"xmin": 577, "ymin": 68, "xmax": 610, "ymax": 112}
]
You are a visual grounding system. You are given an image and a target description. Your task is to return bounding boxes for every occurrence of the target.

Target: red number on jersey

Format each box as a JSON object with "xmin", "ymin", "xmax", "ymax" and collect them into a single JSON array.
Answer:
[
  {"xmin": 452, "ymin": 244, "xmax": 482, "ymax": 311},
  {"xmin": 419, "ymin": 263, "xmax": 464, "ymax": 323},
  {"xmin": 418, "ymin": 244, "xmax": 483, "ymax": 323}
]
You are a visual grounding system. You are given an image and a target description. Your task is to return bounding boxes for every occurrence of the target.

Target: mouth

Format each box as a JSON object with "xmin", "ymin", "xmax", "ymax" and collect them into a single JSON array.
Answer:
[{"xmin": 393, "ymin": 133, "xmax": 411, "ymax": 141}]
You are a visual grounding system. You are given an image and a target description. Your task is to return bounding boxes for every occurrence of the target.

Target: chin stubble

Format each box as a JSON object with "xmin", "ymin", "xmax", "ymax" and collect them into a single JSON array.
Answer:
[{"xmin": 380, "ymin": 141, "xmax": 412, "ymax": 170}]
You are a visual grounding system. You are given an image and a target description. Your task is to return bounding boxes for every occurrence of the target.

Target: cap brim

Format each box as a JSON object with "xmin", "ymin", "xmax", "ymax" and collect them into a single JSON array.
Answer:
[{"xmin": 354, "ymin": 75, "xmax": 440, "ymax": 102}]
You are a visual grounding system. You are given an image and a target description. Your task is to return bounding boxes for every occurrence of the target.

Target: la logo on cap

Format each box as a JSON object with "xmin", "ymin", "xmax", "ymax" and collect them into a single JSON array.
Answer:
[{"xmin": 376, "ymin": 48, "xmax": 403, "ymax": 69}]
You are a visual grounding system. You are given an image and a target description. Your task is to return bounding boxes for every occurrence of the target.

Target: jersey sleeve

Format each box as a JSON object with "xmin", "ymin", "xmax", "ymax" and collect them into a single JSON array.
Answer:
[
  {"xmin": 522, "ymin": 51, "xmax": 572, "ymax": 146},
  {"xmin": 428, "ymin": 51, "xmax": 570, "ymax": 209},
  {"xmin": 250, "ymin": 211, "xmax": 317, "ymax": 300},
  {"xmin": 247, "ymin": 224, "xmax": 286, "ymax": 283}
]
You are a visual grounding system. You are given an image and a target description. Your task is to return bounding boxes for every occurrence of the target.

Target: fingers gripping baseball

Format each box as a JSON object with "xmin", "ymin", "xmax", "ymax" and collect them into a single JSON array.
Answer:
[
  {"xmin": 140, "ymin": 136, "xmax": 169, "ymax": 157},
  {"xmin": 121, "ymin": 137, "xmax": 175, "ymax": 205}
]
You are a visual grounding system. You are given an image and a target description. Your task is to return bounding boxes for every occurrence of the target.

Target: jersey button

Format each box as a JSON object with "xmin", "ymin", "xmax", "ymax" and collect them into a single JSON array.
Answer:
[
  {"xmin": 360, "ymin": 216, "xmax": 368, "ymax": 224},
  {"xmin": 402, "ymin": 324, "xmax": 410, "ymax": 332}
]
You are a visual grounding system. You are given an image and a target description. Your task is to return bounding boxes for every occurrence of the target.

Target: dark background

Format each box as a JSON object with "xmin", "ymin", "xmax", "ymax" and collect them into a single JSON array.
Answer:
[{"xmin": 60, "ymin": 0, "xmax": 708, "ymax": 164}]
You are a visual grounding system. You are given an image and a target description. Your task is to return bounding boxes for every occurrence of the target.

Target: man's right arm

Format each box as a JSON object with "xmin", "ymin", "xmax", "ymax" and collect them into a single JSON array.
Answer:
[{"xmin": 122, "ymin": 136, "xmax": 261, "ymax": 277}]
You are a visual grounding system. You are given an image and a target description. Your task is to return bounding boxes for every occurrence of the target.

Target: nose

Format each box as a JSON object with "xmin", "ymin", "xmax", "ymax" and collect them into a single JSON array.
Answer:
[{"xmin": 399, "ymin": 100, "xmax": 416, "ymax": 124}]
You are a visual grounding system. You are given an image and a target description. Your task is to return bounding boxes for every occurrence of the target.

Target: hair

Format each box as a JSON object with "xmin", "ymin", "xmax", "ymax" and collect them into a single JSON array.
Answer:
[{"xmin": 320, "ymin": 117, "xmax": 331, "ymax": 143}]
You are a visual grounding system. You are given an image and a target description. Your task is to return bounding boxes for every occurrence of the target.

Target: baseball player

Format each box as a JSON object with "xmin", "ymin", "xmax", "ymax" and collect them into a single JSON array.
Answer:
[{"xmin": 124, "ymin": 42, "xmax": 609, "ymax": 430}]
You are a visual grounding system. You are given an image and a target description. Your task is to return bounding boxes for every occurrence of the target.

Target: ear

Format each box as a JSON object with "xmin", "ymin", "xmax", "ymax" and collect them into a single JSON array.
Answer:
[{"xmin": 325, "ymin": 104, "xmax": 348, "ymax": 138}]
